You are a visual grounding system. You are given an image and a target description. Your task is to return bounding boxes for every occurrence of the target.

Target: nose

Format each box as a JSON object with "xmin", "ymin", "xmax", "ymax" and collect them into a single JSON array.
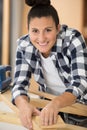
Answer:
[{"xmin": 38, "ymin": 32, "xmax": 46, "ymax": 43}]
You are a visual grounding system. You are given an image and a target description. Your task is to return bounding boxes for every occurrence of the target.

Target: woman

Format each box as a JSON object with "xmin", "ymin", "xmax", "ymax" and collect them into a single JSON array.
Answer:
[{"xmin": 12, "ymin": 0, "xmax": 87, "ymax": 129}]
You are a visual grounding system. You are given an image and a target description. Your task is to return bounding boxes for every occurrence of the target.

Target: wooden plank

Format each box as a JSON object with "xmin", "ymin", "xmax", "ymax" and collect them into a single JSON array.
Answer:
[
  {"xmin": 0, "ymin": 111, "xmax": 87, "ymax": 130},
  {"xmin": 0, "ymin": 111, "xmax": 65, "ymax": 130},
  {"xmin": 0, "ymin": 111, "xmax": 21, "ymax": 125},
  {"xmin": 1, "ymin": 90, "xmax": 87, "ymax": 116},
  {"xmin": 21, "ymin": 1, "xmax": 29, "ymax": 35},
  {"xmin": 64, "ymin": 124, "xmax": 87, "ymax": 130},
  {"xmin": 0, "ymin": 91, "xmax": 19, "ymax": 114},
  {"xmin": 2, "ymin": 0, "xmax": 10, "ymax": 65},
  {"xmin": 29, "ymin": 89, "xmax": 56, "ymax": 99},
  {"xmin": 35, "ymin": 115, "xmax": 65, "ymax": 129},
  {"xmin": 44, "ymin": 124, "xmax": 87, "ymax": 130},
  {"xmin": 0, "ymin": 90, "xmax": 87, "ymax": 130},
  {"xmin": 29, "ymin": 89, "xmax": 87, "ymax": 116},
  {"xmin": 0, "ymin": 91, "xmax": 65, "ymax": 130},
  {"xmin": 30, "ymin": 98, "xmax": 87, "ymax": 116},
  {"xmin": 0, "ymin": 111, "xmax": 42, "ymax": 130}
]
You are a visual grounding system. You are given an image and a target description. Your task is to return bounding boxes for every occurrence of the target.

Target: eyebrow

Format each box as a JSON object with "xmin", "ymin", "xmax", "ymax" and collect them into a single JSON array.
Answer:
[{"xmin": 31, "ymin": 26, "xmax": 53, "ymax": 29}]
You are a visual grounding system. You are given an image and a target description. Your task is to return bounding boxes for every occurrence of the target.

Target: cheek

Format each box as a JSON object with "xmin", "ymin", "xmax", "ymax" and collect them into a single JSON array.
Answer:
[
  {"xmin": 29, "ymin": 35, "xmax": 36, "ymax": 42},
  {"xmin": 50, "ymin": 34, "xmax": 57, "ymax": 41}
]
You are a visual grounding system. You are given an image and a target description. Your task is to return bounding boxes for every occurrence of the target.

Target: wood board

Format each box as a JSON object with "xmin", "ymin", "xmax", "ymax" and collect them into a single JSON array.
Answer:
[{"xmin": 0, "ymin": 90, "xmax": 87, "ymax": 130}]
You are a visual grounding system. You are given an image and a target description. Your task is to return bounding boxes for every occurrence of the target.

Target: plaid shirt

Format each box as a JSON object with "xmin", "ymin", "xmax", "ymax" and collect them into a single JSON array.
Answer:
[{"xmin": 12, "ymin": 25, "xmax": 87, "ymax": 104}]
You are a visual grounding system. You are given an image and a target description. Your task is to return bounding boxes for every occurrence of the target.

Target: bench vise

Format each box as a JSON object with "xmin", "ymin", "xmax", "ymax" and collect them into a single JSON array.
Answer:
[{"xmin": 0, "ymin": 65, "xmax": 12, "ymax": 93}]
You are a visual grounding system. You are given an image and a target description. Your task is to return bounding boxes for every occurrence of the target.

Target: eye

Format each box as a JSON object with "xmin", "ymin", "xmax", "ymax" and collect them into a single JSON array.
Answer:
[
  {"xmin": 32, "ymin": 29, "xmax": 38, "ymax": 33},
  {"xmin": 46, "ymin": 28, "xmax": 52, "ymax": 32}
]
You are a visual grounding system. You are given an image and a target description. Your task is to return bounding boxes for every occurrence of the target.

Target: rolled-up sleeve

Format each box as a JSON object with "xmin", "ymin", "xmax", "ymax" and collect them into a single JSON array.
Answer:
[
  {"xmin": 65, "ymin": 31, "xmax": 87, "ymax": 99},
  {"xmin": 12, "ymin": 41, "xmax": 31, "ymax": 105}
]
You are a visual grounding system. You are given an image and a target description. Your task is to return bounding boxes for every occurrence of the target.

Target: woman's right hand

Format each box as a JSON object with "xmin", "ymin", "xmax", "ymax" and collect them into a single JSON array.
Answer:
[
  {"xmin": 19, "ymin": 103, "xmax": 40, "ymax": 130},
  {"xmin": 15, "ymin": 96, "xmax": 40, "ymax": 130}
]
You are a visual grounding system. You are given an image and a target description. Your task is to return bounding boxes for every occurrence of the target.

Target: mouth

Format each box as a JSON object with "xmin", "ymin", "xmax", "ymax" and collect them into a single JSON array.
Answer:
[{"xmin": 38, "ymin": 42, "xmax": 49, "ymax": 46}]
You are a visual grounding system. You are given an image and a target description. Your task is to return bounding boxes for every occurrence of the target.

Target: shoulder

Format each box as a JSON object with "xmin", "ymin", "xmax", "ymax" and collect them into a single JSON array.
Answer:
[
  {"xmin": 58, "ymin": 24, "xmax": 86, "ymax": 47},
  {"xmin": 60, "ymin": 24, "xmax": 82, "ymax": 38},
  {"xmin": 56, "ymin": 25, "xmax": 86, "ymax": 55},
  {"xmin": 16, "ymin": 34, "xmax": 37, "ymax": 58},
  {"xmin": 17, "ymin": 34, "xmax": 32, "ymax": 48},
  {"xmin": 60, "ymin": 25, "xmax": 84, "ymax": 40}
]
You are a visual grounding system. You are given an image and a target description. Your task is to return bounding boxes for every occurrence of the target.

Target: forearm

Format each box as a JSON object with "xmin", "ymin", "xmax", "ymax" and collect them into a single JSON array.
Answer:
[
  {"xmin": 15, "ymin": 95, "xmax": 30, "ymax": 110},
  {"xmin": 52, "ymin": 92, "xmax": 77, "ymax": 109},
  {"xmin": 14, "ymin": 95, "xmax": 40, "ymax": 130}
]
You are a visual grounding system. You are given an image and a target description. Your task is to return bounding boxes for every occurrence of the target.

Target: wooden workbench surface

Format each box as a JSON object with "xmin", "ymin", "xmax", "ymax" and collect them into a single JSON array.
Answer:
[
  {"xmin": 1, "ymin": 90, "xmax": 87, "ymax": 116},
  {"xmin": 0, "ymin": 90, "xmax": 87, "ymax": 130}
]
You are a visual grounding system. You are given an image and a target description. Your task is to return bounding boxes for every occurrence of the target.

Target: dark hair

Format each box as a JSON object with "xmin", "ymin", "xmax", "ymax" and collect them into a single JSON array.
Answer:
[
  {"xmin": 25, "ymin": 0, "xmax": 51, "ymax": 6},
  {"xmin": 25, "ymin": 0, "xmax": 59, "ymax": 29}
]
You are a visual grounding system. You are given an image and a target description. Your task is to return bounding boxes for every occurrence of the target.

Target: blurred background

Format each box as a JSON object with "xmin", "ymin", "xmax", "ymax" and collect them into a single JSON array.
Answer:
[{"xmin": 0, "ymin": 0, "xmax": 87, "ymax": 78}]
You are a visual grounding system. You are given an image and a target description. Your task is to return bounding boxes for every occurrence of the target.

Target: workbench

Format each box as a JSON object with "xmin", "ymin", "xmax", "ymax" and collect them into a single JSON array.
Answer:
[{"xmin": 0, "ymin": 89, "xmax": 87, "ymax": 130}]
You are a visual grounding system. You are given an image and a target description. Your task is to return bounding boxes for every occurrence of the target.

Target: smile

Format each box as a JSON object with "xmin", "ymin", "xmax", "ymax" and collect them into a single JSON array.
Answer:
[{"xmin": 38, "ymin": 42, "xmax": 49, "ymax": 46}]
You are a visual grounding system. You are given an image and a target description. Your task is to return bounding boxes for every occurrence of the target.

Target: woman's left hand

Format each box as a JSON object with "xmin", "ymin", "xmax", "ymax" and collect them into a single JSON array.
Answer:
[{"xmin": 40, "ymin": 100, "xmax": 59, "ymax": 126}]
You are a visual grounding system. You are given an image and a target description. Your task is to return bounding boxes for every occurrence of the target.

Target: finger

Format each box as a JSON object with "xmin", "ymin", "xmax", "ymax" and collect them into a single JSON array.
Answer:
[
  {"xmin": 21, "ymin": 115, "xmax": 33, "ymax": 130},
  {"xmin": 53, "ymin": 112, "xmax": 58, "ymax": 124},
  {"xmin": 27, "ymin": 115, "xmax": 33, "ymax": 130},
  {"xmin": 40, "ymin": 110, "xmax": 45, "ymax": 125},
  {"xmin": 19, "ymin": 113, "xmax": 28, "ymax": 128},
  {"xmin": 49, "ymin": 111, "xmax": 54, "ymax": 125},
  {"xmin": 44, "ymin": 113, "xmax": 49, "ymax": 126},
  {"xmin": 41, "ymin": 108, "xmax": 49, "ymax": 126},
  {"xmin": 33, "ymin": 108, "xmax": 41, "ymax": 116}
]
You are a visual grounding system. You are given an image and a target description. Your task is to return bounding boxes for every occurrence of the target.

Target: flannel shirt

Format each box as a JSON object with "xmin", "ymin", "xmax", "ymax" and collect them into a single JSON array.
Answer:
[{"xmin": 12, "ymin": 25, "xmax": 87, "ymax": 104}]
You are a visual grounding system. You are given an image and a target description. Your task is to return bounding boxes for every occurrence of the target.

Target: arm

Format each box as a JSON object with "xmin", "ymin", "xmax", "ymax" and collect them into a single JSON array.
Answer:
[
  {"xmin": 15, "ymin": 95, "xmax": 40, "ymax": 130},
  {"xmin": 65, "ymin": 30, "xmax": 87, "ymax": 101},
  {"xmin": 52, "ymin": 92, "xmax": 76, "ymax": 108},
  {"xmin": 40, "ymin": 92, "xmax": 76, "ymax": 126},
  {"xmin": 12, "ymin": 39, "xmax": 40, "ymax": 130},
  {"xmin": 12, "ymin": 46, "xmax": 31, "ymax": 105},
  {"xmin": 40, "ymin": 31, "xmax": 87, "ymax": 126}
]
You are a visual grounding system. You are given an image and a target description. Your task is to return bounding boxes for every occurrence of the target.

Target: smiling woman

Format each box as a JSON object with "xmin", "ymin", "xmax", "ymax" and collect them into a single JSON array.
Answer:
[
  {"xmin": 12, "ymin": 0, "xmax": 87, "ymax": 129},
  {"xmin": 29, "ymin": 16, "xmax": 59, "ymax": 57}
]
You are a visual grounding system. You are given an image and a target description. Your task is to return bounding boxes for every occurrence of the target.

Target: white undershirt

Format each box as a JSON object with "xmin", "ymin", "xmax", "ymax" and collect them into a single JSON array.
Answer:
[{"xmin": 40, "ymin": 54, "xmax": 66, "ymax": 95}]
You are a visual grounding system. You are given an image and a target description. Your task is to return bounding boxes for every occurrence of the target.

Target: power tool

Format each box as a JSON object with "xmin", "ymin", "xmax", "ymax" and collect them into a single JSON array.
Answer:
[{"xmin": 0, "ymin": 65, "xmax": 12, "ymax": 93}]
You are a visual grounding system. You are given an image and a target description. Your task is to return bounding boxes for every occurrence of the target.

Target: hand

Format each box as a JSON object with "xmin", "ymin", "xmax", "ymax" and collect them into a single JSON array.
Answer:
[
  {"xmin": 19, "ymin": 103, "xmax": 40, "ymax": 130},
  {"xmin": 40, "ymin": 92, "xmax": 76, "ymax": 126},
  {"xmin": 40, "ymin": 101, "xmax": 59, "ymax": 126}
]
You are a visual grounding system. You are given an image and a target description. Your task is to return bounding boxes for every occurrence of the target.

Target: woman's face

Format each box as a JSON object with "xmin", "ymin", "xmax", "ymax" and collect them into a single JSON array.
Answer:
[{"xmin": 28, "ymin": 16, "xmax": 60, "ymax": 57}]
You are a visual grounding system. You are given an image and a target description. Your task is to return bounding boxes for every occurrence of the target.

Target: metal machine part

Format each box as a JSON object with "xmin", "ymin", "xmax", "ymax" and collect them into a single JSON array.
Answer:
[{"xmin": 0, "ymin": 65, "xmax": 12, "ymax": 93}]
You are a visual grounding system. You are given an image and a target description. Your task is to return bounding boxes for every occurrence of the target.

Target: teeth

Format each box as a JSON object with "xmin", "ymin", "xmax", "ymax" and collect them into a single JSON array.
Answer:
[{"xmin": 39, "ymin": 42, "xmax": 48, "ymax": 46}]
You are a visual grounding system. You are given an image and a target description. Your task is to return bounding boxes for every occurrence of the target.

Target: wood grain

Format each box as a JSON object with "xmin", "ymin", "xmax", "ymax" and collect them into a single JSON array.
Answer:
[
  {"xmin": 2, "ymin": 0, "xmax": 10, "ymax": 64},
  {"xmin": 0, "ymin": 90, "xmax": 87, "ymax": 130}
]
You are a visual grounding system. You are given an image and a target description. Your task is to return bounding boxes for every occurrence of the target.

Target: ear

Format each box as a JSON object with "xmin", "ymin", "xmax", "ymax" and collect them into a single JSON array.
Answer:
[{"xmin": 56, "ymin": 24, "xmax": 61, "ymax": 35}]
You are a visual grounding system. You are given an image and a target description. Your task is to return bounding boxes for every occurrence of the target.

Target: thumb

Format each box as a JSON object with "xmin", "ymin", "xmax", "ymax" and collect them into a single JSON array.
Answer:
[{"xmin": 33, "ymin": 108, "xmax": 41, "ymax": 116}]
